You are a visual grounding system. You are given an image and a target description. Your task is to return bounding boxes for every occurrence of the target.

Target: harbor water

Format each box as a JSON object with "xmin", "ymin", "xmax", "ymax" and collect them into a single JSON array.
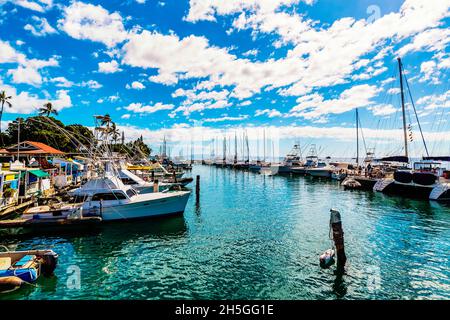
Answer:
[{"xmin": 1, "ymin": 165, "xmax": 449, "ymax": 300}]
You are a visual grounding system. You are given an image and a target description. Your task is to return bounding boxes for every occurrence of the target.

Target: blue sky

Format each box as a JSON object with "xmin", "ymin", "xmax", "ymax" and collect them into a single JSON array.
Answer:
[{"xmin": 0, "ymin": 0, "xmax": 449, "ymax": 159}]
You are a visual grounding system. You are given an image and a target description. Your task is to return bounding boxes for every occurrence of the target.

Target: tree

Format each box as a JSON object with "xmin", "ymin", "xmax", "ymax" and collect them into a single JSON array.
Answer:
[
  {"xmin": 110, "ymin": 122, "xmax": 120, "ymax": 144},
  {"xmin": 0, "ymin": 90, "xmax": 12, "ymax": 145},
  {"xmin": 39, "ymin": 102, "xmax": 58, "ymax": 117}
]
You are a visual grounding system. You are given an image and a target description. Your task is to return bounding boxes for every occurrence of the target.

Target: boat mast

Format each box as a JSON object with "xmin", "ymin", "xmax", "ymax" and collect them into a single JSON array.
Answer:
[
  {"xmin": 263, "ymin": 129, "xmax": 266, "ymax": 163},
  {"xmin": 234, "ymin": 131, "xmax": 237, "ymax": 164},
  {"xmin": 398, "ymin": 57, "xmax": 408, "ymax": 160},
  {"xmin": 356, "ymin": 108, "xmax": 359, "ymax": 165}
]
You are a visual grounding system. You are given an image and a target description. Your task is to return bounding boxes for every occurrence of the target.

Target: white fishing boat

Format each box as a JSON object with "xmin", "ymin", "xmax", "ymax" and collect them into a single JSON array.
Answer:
[
  {"xmin": 260, "ymin": 165, "xmax": 279, "ymax": 176},
  {"xmin": 277, "ymin": 144, "xmax": 303, "ymax": 174},
  {"xmin": 24, "ymin": 174, "xmax": 191, "ymax": 221},
  {"xmin": 306, "ymin": 162, "xmax": 335, "ymax": 178}
]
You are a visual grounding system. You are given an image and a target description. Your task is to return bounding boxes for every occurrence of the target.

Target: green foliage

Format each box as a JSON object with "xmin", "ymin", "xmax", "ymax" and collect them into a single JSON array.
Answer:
[{"xmin": 1, "ymin": 115, "xmax": 152, "ymax": 158}]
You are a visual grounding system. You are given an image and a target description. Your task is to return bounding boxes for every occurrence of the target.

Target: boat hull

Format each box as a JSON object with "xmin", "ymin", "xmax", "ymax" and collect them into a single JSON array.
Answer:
[
  {"xmin": 307, "ymin": 169, "xmax": 332, "ymax": 178},
  {"xmin": 381, "ymin": 182, "xmax": 434, "ymax": 200},
  {"xmin": 84, "ymin": 191, "xmax": 191, "ymax": 221},
  {"xmin": 353, "ymin": 176, "xmax": 378, "ymax": 191}
]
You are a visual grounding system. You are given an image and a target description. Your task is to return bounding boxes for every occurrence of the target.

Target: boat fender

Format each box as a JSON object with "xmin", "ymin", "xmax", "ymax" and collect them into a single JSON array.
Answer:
[
  {"xmin": 319, "ymin": 249, "xmax": 335, "ymax": 269},
  {"xmin": 0, "ymin": 276, "xmax": 24, "ymax": 293}
]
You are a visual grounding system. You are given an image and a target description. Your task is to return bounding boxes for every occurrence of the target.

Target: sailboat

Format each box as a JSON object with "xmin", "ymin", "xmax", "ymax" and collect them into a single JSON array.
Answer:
[{"xmin": 373, "ymin": 58, "xmax": 450, "ymax": 200}]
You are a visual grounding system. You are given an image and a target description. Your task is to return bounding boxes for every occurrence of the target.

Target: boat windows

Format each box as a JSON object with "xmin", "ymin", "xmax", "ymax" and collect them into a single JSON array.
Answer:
[
  {"xmin": 126, "ymin": 189, "xmax": 137, "ymax": 198},
  {"xmin": 92, "ymin": 192, "xmax": 127, "ymax": 201}
]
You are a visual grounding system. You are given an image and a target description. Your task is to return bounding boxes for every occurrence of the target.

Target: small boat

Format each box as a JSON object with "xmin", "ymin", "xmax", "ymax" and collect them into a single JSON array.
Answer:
[
  {"xmin": 0, "ymin": 249, "xmax": 58, "ymax": 293},
  {"xmin": 341, "ymin": 177, "xmax": 362, "ymax": 190}
]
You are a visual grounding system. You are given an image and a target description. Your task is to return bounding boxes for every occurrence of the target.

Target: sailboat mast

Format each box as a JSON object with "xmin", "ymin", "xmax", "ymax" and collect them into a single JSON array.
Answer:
[
  {"xmin": 398, "ymin": 57, "xmax": 408, "ymax": 159},
  {"xmin": 356, "ymin": 108, "xmax": 359, "ymax": 165},
  {"xmin": 263, "ymin": 129, "xmax": 266, "ymax": 163}
]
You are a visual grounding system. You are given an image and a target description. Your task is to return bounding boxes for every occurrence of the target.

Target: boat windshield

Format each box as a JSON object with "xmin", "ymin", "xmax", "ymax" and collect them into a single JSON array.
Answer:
[{"xmin": 414, "ymin": 162, "xmax": 444, "ymax": 172}]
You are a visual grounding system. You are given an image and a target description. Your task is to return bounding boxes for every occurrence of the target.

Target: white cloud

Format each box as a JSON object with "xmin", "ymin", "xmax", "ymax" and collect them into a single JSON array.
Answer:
[
  {"xmin": 6, "ymin": 0, "xmax": 53, "ymax": 12},
  {"xmin": 50, "ymin": 76, "xmax": 74, "ymax": 87},
  {"xmin": 0, "ymin": 80, "xmax": 71, "ymax": 114},
  {"xmin": 397, "ymin": 27, "xmax": 450, "ymax": 56},
  {"xmin": 202, "ymin": 115, "xmax": 248, "ymax": 122},
  {"xmin": 81, "ymin": 80, "xmax": 102, "ymax": 89},
  {"xmin": 7, "ymin": 57, "xmax": 58, "ymax": 86},
  {"xmin": 367, "ymin": 104, "xmax": 398, "ymax": 116},
  {"xmin": 288, "ymin": 84, "xmax": 380, "ymax": 119},
  {"xmin": 98, "ymin": 60, "xmax": 122, "ymax": 73},
  {"xmin": 387, "ymin": 88, "xmax": 401, "ymax": 95},
  {"xmin": 417, "ymin": 90, "xmax": 450, "ymax": 110},
  {"xmin": 124, "ymin": 102, "xmax": 174, "ymax": 113},
  {"xmin": 58, "ymin": 1, "xmax": 128, "ymax": 47},
  {"xmin": 255, "ymin": 109, "xmax": 282, "ymax": 118},
  {"xmin": 126, "ymin": 81, "xmax": 145, "ymax": 90},
  {"xmin": 24, "ymin": 16, "xmax": 57, "ymax": 36},
  {"xmin": 121, "ymin": 114, "xmax": 131, "ymax": 119},
  {"xmin": 420, "ymin": 60, "xmax": 440, "ymax": 84}
]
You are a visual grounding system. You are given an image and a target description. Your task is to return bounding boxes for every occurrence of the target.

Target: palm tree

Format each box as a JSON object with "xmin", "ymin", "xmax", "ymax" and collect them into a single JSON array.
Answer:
[
  {"xmin": 110, "ymin": 122, "xmax": 120, "ymax": 144},
  {"xmin": 100, "ymin": 114, "xmax": 112, "ymax": 127},
  {"xmin": 0, "ymin": 90, "xmax": 12, "ymax": 145},
  {"xmin": 38, "ymin": 102, "xmax": 58, "ymax": 117}
]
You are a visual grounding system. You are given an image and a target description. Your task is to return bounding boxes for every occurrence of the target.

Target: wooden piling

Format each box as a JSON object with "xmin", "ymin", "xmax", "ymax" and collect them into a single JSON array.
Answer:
[
  {"xmin": 153, "ymin": 179, "xmax": 159, "ymax": 193},
  {"xmin": 151, "ymin": 170, "xmax": 155, "ymax": 181},
  {"xmin": 330, "ymin": 209, "xmax": 346, "ymax": 273},
  {"xmin": 195, "ymin": 175, "xmax": 200, "ymax": 204},
  {"xmin": 173, "ymin": 171, "xmax": 177, "ymax": 183}
]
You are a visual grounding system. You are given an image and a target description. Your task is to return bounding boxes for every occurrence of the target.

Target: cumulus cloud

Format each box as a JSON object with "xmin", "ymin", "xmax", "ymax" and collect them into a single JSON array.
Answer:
[
  {"xmin": 0, "ymin": 80, "xmax": 71, "ymax": 114},
  {"xmin": 24, "ymin": 16, "xmax": 57, "ymax": 36},
  {"xmin": 288, "ymin": 84, "xmax": 381, "ymax": 119},
  {"xmin": 124, "ymin": 102, "xmax": 174, "ymax": 113},
  {"xmin": 255, "ymin": 109, "xmax": 282, "ymax": 118},
  {"xmin": 98, "ymin": 60, "xmax": 122, "ymax": 73},
  {"xmin": 58, "ymin": 1, "xmax": 128, "ymax": 47},
  {"xmin": 126, "ymin": 81, "xmax": 145, "ymax": 90}
]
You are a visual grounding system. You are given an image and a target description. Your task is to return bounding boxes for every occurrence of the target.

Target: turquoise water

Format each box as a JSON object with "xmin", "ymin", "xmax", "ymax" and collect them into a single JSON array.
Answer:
[{"xmin": 1, "ymin": 165, "xmax": 449, "ymax": 300}]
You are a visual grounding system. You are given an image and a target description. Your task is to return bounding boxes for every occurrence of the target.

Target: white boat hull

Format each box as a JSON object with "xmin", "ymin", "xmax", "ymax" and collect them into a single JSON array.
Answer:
[{"xmin": 83, "ymin": 191, "xmax": 191, "ymax": 221}]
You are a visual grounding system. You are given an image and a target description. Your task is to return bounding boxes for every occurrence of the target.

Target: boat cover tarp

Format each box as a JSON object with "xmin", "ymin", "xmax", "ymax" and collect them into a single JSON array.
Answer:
[
  {"xmin": 378, "ymin": 156, "xmax": 409, "ymax": 163},
  {"xmin": 423, "ymin": 156, "xmax": 450, "ymax": 161},
  {"xmin": 29, "ymin": 170, "xmax": 49, "ymax": 178}
]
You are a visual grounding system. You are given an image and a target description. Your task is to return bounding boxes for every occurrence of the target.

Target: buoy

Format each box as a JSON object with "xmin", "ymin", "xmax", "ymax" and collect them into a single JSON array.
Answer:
[
  {"xmin": 319, "ymin": 249, "xmax": 335, "ymax": 269},
  {"xmin": 0, "ymin": 276, "xmax": 24, "ymax": 293}
]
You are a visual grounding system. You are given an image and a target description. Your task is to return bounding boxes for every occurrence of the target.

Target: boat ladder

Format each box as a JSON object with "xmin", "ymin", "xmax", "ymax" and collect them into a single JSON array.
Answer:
[{"xmin": 373, "ymin": 178, "xmax": 394, "ymax": 192}]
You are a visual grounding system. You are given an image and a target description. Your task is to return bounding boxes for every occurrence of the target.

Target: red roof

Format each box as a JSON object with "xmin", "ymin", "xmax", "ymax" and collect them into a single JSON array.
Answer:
[{"xmin": 1, "ymin": 141, "xmax": 64, "ymax": 155}]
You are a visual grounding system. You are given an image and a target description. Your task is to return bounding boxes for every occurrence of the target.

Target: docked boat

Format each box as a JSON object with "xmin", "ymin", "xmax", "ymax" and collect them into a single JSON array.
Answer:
[
  {"xmin": 374, "ymin": 159, "xmax": 450, "ymax": 201},
  {"xmin": 21, "ymin": 173, "xmax": 191, "ymax": 221},
  {"xmin": 0, "ymin": 249, "xmax": 58, "ymax": 293},
  {"xmin": 277, "ymin": 144, "xmax": 304, "ymax": 174},
  {"xmin": 306, "ymin": 162, "xmax": 335, "ymax": 178},
  {"xmin": 118, "ymin": 169, "xmax": 191, "ymax": 193}
]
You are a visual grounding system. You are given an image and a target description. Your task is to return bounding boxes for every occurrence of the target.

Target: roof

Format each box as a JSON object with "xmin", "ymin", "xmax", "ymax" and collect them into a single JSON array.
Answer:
[
  {"xmin": 29, "ymin": 169, "xmax": 50, "ymax": 178},
  {"xmin": 3, "ymin": 141, "xmax": 64, "ymax": 155}
]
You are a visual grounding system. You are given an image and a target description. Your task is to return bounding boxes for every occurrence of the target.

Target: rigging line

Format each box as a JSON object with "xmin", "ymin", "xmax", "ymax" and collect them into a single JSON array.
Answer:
[
  {"xmin": 403, "ymin": 71, "xmax": 430, "ymax": 157},
  {"xmin": 358, "ymin": 117, "xmax": 368, "ymax": 155}
]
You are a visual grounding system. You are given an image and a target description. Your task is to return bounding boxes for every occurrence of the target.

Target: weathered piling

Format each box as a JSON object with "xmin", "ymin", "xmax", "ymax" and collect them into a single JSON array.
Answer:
[
  {"xmin": 330, "ymin": 209, "xmax": 346, "ymax": 273},
  {"xmin": 151, "ymin": 170, "xmax": 155, "ymax": 181},
  {"xmin": 153, "ymin": 179, "xmax": 159, "ymax": 193},
  {"xmin": 195, "ymin": 175, "xmax": 200, "ymax": 204},
  {"xmin": 173, "ymin": 171, "xmax": 177, "ymax": 183}
]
